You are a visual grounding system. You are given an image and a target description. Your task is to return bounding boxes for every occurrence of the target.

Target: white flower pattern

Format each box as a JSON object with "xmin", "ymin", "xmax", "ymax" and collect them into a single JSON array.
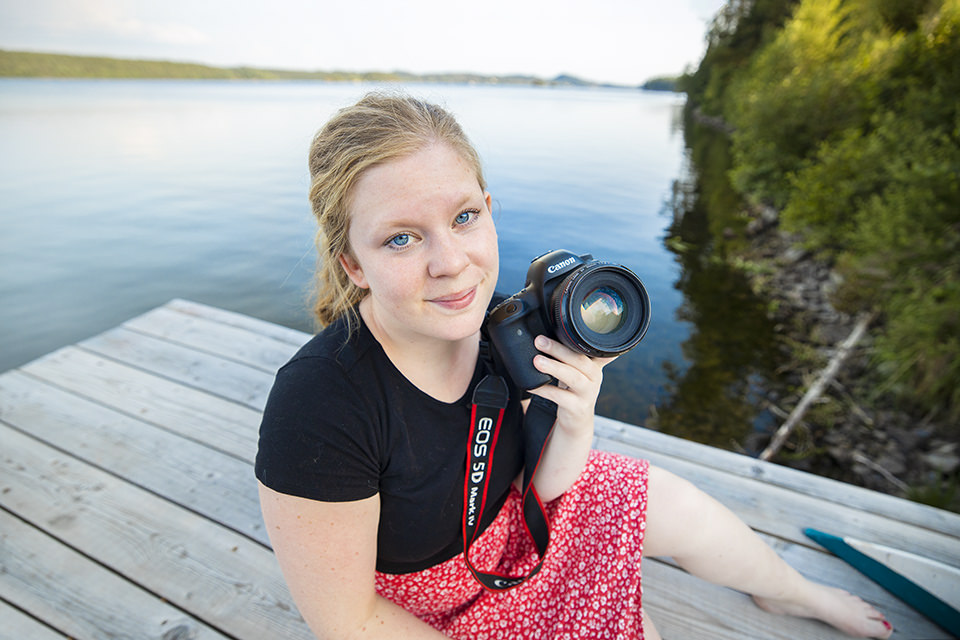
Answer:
[{"xmin": 375, "ymin": 451, "xmax": 649, "ymax": 639}]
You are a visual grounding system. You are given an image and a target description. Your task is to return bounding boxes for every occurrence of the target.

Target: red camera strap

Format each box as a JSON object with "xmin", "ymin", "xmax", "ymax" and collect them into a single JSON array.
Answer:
[{"xmin": 464, "ymin": 374, "xmax": 557, "ymax": 591}]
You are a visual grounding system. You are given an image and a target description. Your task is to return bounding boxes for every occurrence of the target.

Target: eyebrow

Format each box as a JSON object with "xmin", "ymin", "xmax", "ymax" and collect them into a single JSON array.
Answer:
[{"xmin": 378, "ymin": 190, "xmax": 484, "ymax": 228}]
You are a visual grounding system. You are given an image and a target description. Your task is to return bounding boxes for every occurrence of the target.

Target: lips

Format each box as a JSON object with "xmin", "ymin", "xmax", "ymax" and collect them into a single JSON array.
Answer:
[{"xmin": 430, "ymin": 286, "xmax": 477, "ymax": 311}]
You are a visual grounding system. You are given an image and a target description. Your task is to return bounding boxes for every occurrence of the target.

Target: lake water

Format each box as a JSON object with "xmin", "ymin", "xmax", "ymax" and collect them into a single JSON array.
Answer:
[{"xmin": 1, "ymin": 79, "xmax": 766, "ymax": 438}]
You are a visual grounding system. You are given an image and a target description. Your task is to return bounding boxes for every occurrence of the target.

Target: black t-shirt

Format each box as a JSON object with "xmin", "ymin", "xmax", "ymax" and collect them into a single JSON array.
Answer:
[{"xmin": 254, "ymin": 312, "xmax": 524, "ymax": 574}]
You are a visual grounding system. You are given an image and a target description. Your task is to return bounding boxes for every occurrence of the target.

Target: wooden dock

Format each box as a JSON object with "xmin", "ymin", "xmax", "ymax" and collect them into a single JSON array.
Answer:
[{"xmin": 1, "ymin": 298, "xmax": 957, "ymax": 639}]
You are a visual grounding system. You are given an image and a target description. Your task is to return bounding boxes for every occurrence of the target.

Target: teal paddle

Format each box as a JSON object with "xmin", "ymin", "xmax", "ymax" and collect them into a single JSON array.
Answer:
[{"xmin": 805, "ymin": 528, "xmax": 960, "ymax": 636}]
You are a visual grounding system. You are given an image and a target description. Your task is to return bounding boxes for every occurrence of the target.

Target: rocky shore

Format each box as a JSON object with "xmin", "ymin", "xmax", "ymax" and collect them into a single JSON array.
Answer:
[{"xmin": 739, "ymin": 207, "xmax": 959, "ymax": 511}]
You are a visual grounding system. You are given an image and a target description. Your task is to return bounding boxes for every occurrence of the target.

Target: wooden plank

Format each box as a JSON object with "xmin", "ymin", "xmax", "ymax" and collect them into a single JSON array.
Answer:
[
  {"xmin": 0, "ymin": 423, "xmax": 313, "ymax": 640},
  {"xmin": 643, "ymin": 560, "xmax": 859, "ymax": 640},
  {"xmin": 844, "ymin": 536, "xmax": 960, "ymax": 610},
  {"xmin": 121, "ymin": 305, "xmax": 301, "ymax": 372},
  {"xmin": 645, "ymin": 519, "xmax": 943, "ymax": 636},
  {"xmin": 20, "ymin": 346, "xmax": 260, "ymax": 462},
  {"xmin": 80, "ymin": 326, "xmax": 275, "ymax": 411},
  {"xmin": 637, "ymin": 519, "xmax": 947, "ymax": 637},
  {"xmin": 595, "ymin": 416, "xmax": 960, "ymax": 538},
  {"xmin": 166, "ymin": 298, "xmax": 311, "ymax": 346},
  {"xmin": 596, "ymin": 434, "xmax": 960, "ymax": 568},
  {"xmin": 644, "ymin": 552, "xmax": 947, "ymax": 639},
  {"xmin": 0, "ymin": 510, "xmax": 230, "ymax": 640},
  {"xmin": 0, "ymin": 599, "xmax": 69, "ymax": 640},
  {"xmin": 0, "ymin": 370, "xmax": 267, "ymax": 545}
]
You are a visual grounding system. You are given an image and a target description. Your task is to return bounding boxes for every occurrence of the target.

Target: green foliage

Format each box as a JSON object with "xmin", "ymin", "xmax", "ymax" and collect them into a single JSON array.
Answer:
[
  {"xmin": 726, "ymin": 0, "xmax": 902, "ymax": 206},
  {"xmin": 681, "ymin": 0, "xmax": 801, "ymax": 114},
  {"xmin": 688, "ymin": 0, "xmax": 960, "ymax": 419},
  {"xmin": 874, "ymin": 0, "xmax": 937, "ymax": 31},
  {"xmin": 794, "ymin": 3, "xmax": 960, "ymax": 417},
  {"xmin": 907, "ymin": 472, "xmax": 960, "ymax": 511},
  {"xmin": 0, "ymin": 50, "xmax": 576, "ymax": 86},
  {"xmin": 0, "ymin": 50, "xmax": 240, "ymax": 79},
  {"xmin": 642, "ymin": 76, "xmax": 681, "ymax": 91},
  {"xmin": 781, "ymin": 127, "xmax": 888, "ymax": 249}
]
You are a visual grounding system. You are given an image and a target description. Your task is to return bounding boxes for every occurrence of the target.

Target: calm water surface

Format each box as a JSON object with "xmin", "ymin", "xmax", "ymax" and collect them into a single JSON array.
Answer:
[{"xmin": 0, "ymin": 79, "xmax": 778, "ymax": 442}]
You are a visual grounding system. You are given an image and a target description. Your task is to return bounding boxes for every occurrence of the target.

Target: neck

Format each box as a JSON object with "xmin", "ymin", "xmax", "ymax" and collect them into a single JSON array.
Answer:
[{"xmin": 359, "ymin": 298, "xmax": 480, "ymax": 403}]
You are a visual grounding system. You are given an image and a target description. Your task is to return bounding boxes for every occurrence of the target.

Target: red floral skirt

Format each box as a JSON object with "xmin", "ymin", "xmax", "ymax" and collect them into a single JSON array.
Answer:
[{"xmin": 375, "ymin": 450, "xmax": 650, "ymax": 639}]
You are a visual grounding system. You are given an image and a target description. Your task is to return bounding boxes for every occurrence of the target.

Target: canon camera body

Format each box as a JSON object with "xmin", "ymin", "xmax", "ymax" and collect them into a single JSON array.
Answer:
[{"xmin": 484, "ymin": 249, "xmax": 651, "ymax": 390}]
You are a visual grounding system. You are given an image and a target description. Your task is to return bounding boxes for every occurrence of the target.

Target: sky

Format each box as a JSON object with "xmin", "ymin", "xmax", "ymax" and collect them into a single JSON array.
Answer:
[{"xmin": 0, "ymin": 0, "xmax": 728, "ymax": 86}]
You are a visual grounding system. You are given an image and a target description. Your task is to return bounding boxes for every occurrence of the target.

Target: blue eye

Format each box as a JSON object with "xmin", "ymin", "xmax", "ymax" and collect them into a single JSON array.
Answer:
[
  {"xmin": 388, "ymin": 233, "xmax": 410, "ymax": 247},
  {"xmin": 455, "ymin": 209, "xmax": 479, "ymax": 225}
]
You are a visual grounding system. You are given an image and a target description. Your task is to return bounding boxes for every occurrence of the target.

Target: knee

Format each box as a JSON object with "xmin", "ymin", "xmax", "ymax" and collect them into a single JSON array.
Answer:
[{"xmin": 642, "ymin": 466, "xmax": 719, "ymax": 558}]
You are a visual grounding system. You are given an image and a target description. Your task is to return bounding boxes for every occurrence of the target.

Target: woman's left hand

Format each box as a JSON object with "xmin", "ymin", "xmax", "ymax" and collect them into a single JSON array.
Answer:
[
  {"xmin": 527, "ymin": 335, "xmax": 617, "ymax": 438},
  {"xmin": 524, "ymin": 335, "xmax": 617, "ymax": 501}
]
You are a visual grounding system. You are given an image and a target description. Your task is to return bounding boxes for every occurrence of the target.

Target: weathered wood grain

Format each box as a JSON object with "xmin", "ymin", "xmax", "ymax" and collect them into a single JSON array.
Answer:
[
  {"xmin": 595, "ymin": 417, "xmax": 960, "ymax": 537},
  {"xmin": 0, "ymin": 370, "xmax": 266, "ymax": 544},
  {"xmin": 0, "ymin": 510, "xmax": 230, "ymax": 640},
  {"xmin": 0, "ymin": 599, "xmax": 69, "ymax": 640},
  {"xmin": 20, "ymin": 346, "xmax": 260, "ymax": 462},
  {"xmin": 596, "ymin": 433, "xmax": 960, "ymax": 567},
  {"xmin": 122, "ymin": 304, "xmax": 302, "ymax": 371},
  {"xmin": 167, "ymin": 298, "xmax": 311, "ymax": 346},
  {"xmin": 0, "ymin": 424, "xmax": 313, "ymax": 640},
  {"xmin": 81, "ymin": 326, "xmax": 277, "ymax": 410}
]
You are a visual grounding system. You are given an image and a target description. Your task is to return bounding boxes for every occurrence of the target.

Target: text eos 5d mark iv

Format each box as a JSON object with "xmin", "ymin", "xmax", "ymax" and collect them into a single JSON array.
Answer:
[{"xmin": 484, "ymin": 249, "xmax": 651, "ymax": 390}]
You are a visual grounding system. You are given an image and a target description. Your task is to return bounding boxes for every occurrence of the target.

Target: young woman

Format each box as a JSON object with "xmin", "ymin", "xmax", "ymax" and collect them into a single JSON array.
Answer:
[{"xmin": 255, "ymin": 93, "xmax": 893, "ymax": 639}]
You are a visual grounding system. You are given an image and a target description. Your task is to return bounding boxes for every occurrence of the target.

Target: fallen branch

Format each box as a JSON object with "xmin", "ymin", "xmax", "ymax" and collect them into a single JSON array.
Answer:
[
  {"xmin": 759, "ymin": 311, "xmax": 877, "ymax": 462},
  {"xmin": 851, "ymin": 451, "xmax": 910, "ymax": 493}
]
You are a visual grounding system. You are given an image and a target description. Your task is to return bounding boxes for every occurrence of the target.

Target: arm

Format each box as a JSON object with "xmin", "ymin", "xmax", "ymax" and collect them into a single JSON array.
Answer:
[
  {"xmin": 258, "ymin": 483, "xmax": 448, "ymax": 639},
  {"xmin": 524, "ymin": 335, "xmax": 616, "ymax": 502}
]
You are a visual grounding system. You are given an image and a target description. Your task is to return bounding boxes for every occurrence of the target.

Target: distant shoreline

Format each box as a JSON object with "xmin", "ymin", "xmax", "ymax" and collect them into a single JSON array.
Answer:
[{"xmin": 0, "ymin": 49, "xmax": 680, "ymax": 91}]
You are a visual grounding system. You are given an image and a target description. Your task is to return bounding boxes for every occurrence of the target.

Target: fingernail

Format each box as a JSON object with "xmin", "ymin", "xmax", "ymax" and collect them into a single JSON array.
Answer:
[
  {"xmin": 883, "ymin": 620, "xmax": 892, "ymax": 631},
  {"xmin": 535, "ymin": 336, "xmax": 548, "ymax": 348}
]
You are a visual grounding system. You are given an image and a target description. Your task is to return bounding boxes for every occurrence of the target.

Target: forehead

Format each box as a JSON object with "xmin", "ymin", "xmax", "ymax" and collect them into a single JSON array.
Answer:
[{"xmin": 348, "ymin": 143, "xmax": 482, "ymax": 220}]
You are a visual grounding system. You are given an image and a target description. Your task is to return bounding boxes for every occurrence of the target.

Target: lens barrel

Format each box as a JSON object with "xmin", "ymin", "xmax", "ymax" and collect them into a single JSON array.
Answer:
[{"xmin": 551, "ymin": 263, "xmax": 650, "ymax": 357}]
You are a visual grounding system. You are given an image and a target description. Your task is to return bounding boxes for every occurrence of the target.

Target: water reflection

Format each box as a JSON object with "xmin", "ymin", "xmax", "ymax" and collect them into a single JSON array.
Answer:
[{"xmin": 652, "ymin": 111, "xmax": 786, "ymax": 450}]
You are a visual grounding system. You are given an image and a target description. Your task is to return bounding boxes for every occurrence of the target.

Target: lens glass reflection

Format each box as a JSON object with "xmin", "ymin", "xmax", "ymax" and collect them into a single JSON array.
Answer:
[{"xmin": 580, "ymin": 286, "xmax": 624, "ymax": 334}]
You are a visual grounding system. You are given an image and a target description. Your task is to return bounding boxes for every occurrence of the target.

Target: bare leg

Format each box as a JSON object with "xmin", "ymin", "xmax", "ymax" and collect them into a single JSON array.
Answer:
[{"xmin": 642, "ymin": 466, "xmax": 892, "ymax": 638}]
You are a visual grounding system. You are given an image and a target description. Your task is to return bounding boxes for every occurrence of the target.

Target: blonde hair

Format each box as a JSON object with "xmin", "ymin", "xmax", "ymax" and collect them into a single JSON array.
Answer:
[{"xmin": 307, "ymin": 92, "xmax": 486, "ymax": 330}]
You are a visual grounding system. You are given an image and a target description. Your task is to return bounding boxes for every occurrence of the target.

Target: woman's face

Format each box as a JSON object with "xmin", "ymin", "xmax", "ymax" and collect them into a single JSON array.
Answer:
[{"xmin": 339, "ymin": 143, "xmax": 499, "ymax": 346}]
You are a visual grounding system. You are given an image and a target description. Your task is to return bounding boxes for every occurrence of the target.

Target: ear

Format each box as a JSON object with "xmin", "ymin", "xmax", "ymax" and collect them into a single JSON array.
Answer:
[
  {"xmin": 484, "ymin": 191, "xmax": 493, "ymax": 213},
  {"xmin": 338, "ymin": 252, "xmax": 369, "ymax": 289}
]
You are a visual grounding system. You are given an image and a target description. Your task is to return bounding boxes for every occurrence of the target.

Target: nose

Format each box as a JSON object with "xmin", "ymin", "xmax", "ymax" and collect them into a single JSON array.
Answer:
[{"xmin": 428, "ymin": 231, "xmax": 470, "ymax": 278}]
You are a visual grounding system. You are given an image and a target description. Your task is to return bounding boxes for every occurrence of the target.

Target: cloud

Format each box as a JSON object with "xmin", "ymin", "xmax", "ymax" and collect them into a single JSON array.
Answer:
[
  {"xmin": 90, "ymin": 16, "xmax": 209, "ymax": 47},
  {"xmin": 0, "ymin": 0, "xmax": 208, "ymax": 53}
]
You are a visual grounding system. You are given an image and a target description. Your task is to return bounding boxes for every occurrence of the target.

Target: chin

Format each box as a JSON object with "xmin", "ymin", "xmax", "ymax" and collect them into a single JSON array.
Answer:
[{"xmin": 431, "ymin": 308, "xmax": 486, "ymax": 343}]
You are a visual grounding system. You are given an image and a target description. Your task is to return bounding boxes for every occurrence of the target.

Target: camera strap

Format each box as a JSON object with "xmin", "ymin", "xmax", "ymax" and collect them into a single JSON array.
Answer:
[{"xmin": 464, "ymin": 373, "xmax": 557, "ymax": 591}]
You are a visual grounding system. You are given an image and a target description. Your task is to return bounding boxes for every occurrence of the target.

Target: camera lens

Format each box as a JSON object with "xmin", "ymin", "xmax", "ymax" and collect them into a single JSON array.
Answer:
[
  {"xmin": 551, "ymin": 262, "xmax": 650, "ymax": 358},
  {"xmin": 580, "ymin": 286, "xmax": 625, "ymax": 334}
]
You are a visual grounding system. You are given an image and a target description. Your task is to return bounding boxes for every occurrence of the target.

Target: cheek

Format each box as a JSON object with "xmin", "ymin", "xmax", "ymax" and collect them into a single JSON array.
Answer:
[
  {"xmin": 368, "ymin": 262, "xmax": 420, "ymax": 302},
  {"xmin": 477, "ymin": 223, "xmax": 500, "ymax": 268}
]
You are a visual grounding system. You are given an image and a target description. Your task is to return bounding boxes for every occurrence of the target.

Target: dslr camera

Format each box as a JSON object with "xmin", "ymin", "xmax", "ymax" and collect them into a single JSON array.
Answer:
[{"xmin": 484, "ymin": 249, "xmax": 651, "ymax": 390}]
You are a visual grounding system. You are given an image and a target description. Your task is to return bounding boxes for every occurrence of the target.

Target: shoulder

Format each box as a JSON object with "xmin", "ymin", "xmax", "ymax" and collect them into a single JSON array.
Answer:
[
  {"xmin": 256, "ymin": 315, "xmax": 385, "ymax": 500},
  {"xmin": 284, "ymin": 315, "xmax": 367, "ymax": 369},
  {"xmin": 259, "ymin": 315, "xmax": 387, "ymax": 432},
  {"xmin": 274, "ymin": 315, "xmax": 379, "ymax": 388}
]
